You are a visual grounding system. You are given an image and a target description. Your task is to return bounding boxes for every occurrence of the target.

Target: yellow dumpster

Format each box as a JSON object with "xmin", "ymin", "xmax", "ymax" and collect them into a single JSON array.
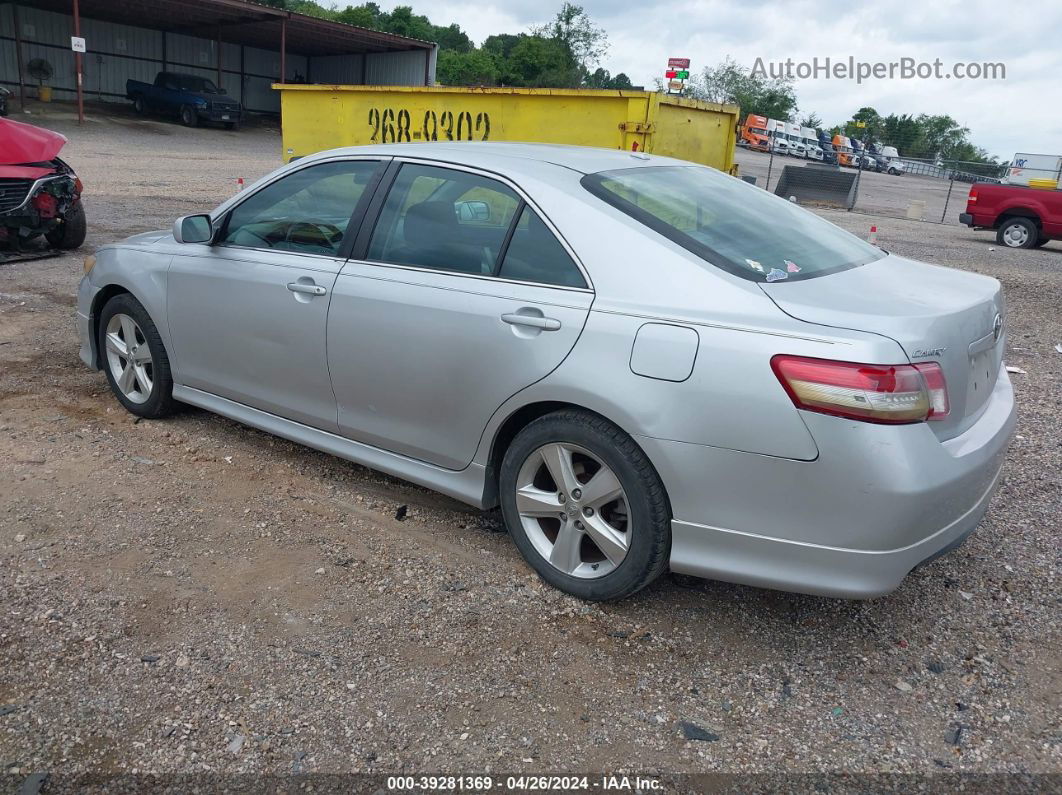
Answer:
[{"xmin": 273, "ymin": 85, "xmax": 738, "ymax": 173}]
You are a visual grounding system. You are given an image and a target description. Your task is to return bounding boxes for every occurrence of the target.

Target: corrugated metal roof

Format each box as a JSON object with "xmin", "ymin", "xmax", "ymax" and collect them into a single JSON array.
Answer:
[{"xmin": 26, "ymin": 0, "xmax": 436, "ymax": 55}]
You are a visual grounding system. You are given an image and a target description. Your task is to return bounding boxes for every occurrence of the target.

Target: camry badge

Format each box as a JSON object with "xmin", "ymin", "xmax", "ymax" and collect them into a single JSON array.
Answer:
[{"xmin": 913, "ymin": 346, "xmax": 947, "ymax": 358}]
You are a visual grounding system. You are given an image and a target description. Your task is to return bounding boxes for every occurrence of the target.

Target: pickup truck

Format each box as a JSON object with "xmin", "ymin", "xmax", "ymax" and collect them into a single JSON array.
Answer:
[
  {"xmin": 960, "ymin": 183, "xmax": 1062, "ymax": 248},
  {"xmin": 126, "ymin": 72, "xmax": 242, "ymax": 129}
]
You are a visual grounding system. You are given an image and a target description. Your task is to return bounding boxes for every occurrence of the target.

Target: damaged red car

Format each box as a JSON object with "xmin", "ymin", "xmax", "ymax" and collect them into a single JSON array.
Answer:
[{"xmin": 0, "ymin": 117, "xmax": 86, "ymax": 252}]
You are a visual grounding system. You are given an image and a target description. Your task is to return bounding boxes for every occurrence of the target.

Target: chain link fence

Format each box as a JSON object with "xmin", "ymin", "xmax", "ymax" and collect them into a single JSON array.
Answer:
[{"xmin": 735, "ymin": 148, "xmax": 1047, "ymax": 225}]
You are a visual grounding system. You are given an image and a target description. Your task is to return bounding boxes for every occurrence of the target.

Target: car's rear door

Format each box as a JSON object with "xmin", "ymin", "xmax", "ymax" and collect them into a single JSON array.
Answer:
[
  {"xmin": 166, "ymin": 157, "xmax": 386, "ymax": 432},
  {"xmin": 327, "ymin": 159, "xmax": 593, "ymax": 470}
]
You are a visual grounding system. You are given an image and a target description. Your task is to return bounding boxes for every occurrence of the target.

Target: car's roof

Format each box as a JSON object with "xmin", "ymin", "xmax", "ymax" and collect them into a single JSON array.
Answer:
[{"xmin": 302, "ymin": 142, "xmax": 693, "ymax": 176}]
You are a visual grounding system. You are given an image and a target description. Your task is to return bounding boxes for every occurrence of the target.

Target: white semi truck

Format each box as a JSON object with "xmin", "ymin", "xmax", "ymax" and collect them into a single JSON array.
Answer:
[{"xmin": 801, "ymin": 127, "xmax": 823, "ymax": 160}]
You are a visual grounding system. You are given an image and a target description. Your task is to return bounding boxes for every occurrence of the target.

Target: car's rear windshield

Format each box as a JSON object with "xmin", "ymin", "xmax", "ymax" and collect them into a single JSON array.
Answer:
[{"xmin": 581, "ymin": 165, "xmax": 885, "ymax": 282}]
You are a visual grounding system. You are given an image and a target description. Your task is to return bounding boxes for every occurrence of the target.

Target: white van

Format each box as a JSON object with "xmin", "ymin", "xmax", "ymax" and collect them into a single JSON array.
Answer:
[{"xmin": 877, "ymin": 145, "xmax": 906, "ymax": 175}]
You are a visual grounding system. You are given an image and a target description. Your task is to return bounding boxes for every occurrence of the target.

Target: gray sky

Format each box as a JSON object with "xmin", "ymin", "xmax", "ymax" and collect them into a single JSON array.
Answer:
[{"xmin": 372, "ymin": 0, "xmax": 1061, "ymax": 159}]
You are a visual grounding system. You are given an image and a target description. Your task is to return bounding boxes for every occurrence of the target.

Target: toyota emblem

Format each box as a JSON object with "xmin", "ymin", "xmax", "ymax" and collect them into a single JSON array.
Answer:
[{"xmin": 992, "ymin": 313, "xmax": 1003, "ymax": 342}]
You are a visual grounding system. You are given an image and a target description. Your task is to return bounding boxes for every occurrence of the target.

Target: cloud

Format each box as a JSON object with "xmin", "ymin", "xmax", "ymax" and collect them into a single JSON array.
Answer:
[{"xmin": 367, "ymin": 0, "xmax": 1061, "ymax": 158}]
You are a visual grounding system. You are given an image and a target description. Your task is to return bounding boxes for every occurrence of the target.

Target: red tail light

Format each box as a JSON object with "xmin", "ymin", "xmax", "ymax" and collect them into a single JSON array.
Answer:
[
  {"xmin": 968, "ymin": 187, "xmax": 978, "ymax": 204},
  {"xmin": 771, "ymin": 355, "xmax": 949, "ymax": 424}
]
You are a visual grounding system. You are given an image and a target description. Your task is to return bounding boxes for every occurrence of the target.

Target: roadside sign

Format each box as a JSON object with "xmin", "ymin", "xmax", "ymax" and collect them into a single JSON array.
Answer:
[
  {"xmin": 668, "ymin": 57, "xmax": 690, "ymax": 69},
  {"xmin": 71, "ymin": 36, "xmax": 86, "ymax": 53},
  {"xmin": 668, "ymin": 80, "xmax": 685, "ymax": 92}
]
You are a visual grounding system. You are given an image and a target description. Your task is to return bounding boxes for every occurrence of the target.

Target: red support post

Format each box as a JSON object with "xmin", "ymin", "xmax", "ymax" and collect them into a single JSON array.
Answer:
[
  {"xmin": 72, "ymin": 0, "xmax": 84, "ymax": 124},
  {"xmin": 279, "ymin": 18, "xmax": 286, "ymax": 84},
  {"xmin": 12, "ymin": 2, "xmax": 26, "ymax": 111}
]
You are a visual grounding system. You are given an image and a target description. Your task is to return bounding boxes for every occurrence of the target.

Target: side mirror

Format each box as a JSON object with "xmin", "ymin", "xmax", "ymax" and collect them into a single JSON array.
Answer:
[
  {"xmin": 455, "ymin": 200, "xmax": 490, "ymax": 222},
  {"xmin": 173, "ymin": 214, "xmax": 213, "ymax": 244}
]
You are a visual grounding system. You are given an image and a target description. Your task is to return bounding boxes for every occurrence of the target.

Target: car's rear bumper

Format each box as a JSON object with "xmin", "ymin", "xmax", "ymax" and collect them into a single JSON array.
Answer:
[
  {"xmin": 642, "ymin": 367, "xmax": 1016, "ymax": 599},
  {"xmin": 959, "ymin": 212, "xmax": 975, "ymax": 226}
]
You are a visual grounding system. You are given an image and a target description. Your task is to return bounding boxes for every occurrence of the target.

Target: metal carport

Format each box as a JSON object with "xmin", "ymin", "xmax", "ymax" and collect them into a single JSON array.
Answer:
[{"xmin": 0, "ymin": 0, "xmax": 436, "ymax": 120}]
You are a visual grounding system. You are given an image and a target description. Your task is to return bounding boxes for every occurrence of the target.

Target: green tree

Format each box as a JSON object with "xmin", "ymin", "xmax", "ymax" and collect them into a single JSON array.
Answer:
[
  {"xmin": 432, "ymin": 23, "xmax": 473, "ymax": 53},
  {"xmin": 690, "ymin": 56, "xmax": 797, "ymax": 119},
  {"xmin": 436, "ymin": 49, "xmax": 499, "ymax": 86},
  {"xmin": 506, "ymin": 35, "xmax": 578, "ymax": 87},
  {"xmin": 533, "ymin": 3, "xmax": 608, "ymax": 69},
  {"xmin": 335, "ymin": 3, "xmax": 381, "ymax": 27},
  {"xmin": 798, "ymin": 112, "xmax": 822, "ymax": 130}
]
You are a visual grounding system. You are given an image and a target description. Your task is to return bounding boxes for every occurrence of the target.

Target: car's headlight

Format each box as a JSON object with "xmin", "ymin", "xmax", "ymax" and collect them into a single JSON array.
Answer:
[
  {"xmin": 83, "ymin": 254, "xmax": 96, "ymax": 274},
  {"xmin": 195, "ymin": 98, "xmax": 208, "ymax": 107}
]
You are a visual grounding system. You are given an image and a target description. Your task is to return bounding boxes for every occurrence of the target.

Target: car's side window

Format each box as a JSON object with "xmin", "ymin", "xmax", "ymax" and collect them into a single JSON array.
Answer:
[
  {"xmin": 221, "ymin": 160, "xmax": 380, "ymax": 256},
  {"xmin": 497, "ymin": 205, "xmax": 586, "ymax": 288},
  {"xmin": 367, "ymin": 163, "xmax": 520, "ymax": 275}
]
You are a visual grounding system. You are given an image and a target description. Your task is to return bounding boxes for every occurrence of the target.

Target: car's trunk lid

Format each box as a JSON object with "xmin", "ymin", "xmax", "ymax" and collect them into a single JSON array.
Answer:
[{"xmin": 760, "ymin": 254, "xmax": 1005, "ymax": 440}]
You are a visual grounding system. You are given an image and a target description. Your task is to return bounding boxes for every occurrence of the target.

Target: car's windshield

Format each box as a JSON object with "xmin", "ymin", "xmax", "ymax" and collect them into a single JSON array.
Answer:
[
  {"xmin": 176, "ymin": 76, "xmax": 219, "ymax": 93},
  {"xmin": 581, "ymin": 165, "xmax": 885, "ymax": 282},
  {"xmin": 749, "ymin": 127, "xmax": 766, "ymax": 136}
]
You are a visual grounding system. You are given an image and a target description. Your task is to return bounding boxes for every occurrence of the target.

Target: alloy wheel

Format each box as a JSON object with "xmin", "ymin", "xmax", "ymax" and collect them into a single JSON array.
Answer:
[
  {"xmin": 104, "ymin": 313, "xmax": 154, "ymax": 404},
  {"xmin": 514, "ymin": 443, "xmax": 631, "ymax": 579}
]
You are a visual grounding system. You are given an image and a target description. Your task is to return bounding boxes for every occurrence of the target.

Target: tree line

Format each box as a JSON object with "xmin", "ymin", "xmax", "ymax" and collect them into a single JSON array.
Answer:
[{"xmin": 261, "ymin": 1, "xmax": 634, "ymax": 89}]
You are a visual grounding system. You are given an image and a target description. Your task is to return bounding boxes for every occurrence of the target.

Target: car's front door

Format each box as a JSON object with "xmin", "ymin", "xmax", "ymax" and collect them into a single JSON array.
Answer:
[
  {"xmin": 327, "ymin": 160, "xmax": 593, "ymax": 470},
  {"xmin": 167, "ymin": 158, "xmax": 385, "ymax": 431}
]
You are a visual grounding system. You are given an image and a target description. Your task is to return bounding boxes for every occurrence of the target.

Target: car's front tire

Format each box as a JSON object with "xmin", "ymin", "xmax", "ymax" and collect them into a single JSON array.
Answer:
[
  {"xmin": 179, "ymin": 105, "xmax": 198, "ymax": 127},
  {"xmin": 45, "ymin": 201, "xmax": 86, "ymax": 250},
  {"xmin": 996, "ymin": 217, "xmax": 1039, "ymax": 249},
  {"xmin": 98, "ymin": 294, "xmax": 177, "ymax": 419},
  {"xmin": 499, "ymin": 410, "xmax": 671, "ymax": 601}
]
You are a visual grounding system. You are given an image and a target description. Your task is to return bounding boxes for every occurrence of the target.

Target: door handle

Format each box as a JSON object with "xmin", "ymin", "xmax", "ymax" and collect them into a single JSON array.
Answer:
[
  {"xmin": 287, "ymin": 282, "xmax": 327, "ymax": 296},
  {"xmin": 501, "ymin": 313, "xmax": 561, "ymax": 331}
]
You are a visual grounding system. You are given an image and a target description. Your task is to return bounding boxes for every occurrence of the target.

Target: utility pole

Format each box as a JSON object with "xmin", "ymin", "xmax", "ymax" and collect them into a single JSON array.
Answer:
[{"xmin": 72, "ymin": 0, "xmax": 85, "ymax": 124}]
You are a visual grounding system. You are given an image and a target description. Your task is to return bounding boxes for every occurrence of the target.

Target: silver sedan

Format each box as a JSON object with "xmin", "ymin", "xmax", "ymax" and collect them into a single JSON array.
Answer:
[{"xmin": 76, "ymin": 143, "xmax": 1016, "ymax": 601}]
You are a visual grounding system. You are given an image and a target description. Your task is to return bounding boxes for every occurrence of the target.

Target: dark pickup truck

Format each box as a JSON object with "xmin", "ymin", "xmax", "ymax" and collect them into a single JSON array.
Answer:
[
  {"xmin": 126, "ymin": 72, "xmax": 242, "ymax": 129},
  {"xmin": 960, "ymin": 182, "xmax": 1062, "ymax": 249}
]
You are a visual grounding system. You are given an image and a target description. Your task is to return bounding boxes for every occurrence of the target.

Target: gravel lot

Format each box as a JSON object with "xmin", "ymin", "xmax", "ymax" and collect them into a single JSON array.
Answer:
[
  {"xmin": 1, "ymin": 103, "xmax": 1060, "ymax": 784},
  {"xmin": 735, "ymin": 147, "xmax": 975, "ymax": 224}
]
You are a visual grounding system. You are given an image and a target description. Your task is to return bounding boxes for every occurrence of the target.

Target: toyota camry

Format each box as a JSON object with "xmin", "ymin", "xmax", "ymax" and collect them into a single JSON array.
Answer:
[{"xmin": 76, "ymin": 143, "xmax": 1015, "ymax": 601}]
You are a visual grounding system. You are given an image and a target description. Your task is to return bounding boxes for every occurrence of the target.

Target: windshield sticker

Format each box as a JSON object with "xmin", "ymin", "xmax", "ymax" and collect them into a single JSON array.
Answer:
[
  {"xmin": 784, "ymin": 259, "xmax": 801, "ymax": 273},
  {"xmin": 744, "ymin": 258, "xmax": 764, "ymax": 272},
  {"xmin": 765, "ymin": 268, "xmax": 788, "ymax": 282}
]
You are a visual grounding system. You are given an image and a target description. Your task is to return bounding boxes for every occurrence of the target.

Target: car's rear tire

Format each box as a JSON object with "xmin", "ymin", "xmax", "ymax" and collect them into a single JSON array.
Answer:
[
  {"xmin": 45, "ymin": 201, "xmax": 87, "ymax": 250},
  {"xmin": 98, "ymin": 294, "xmax": 177, "ymax": 419},
  {"xmin": 996, "ymin": 217, "xmax": 1039, "ymax": 249},
  {"xmin": 179, "ymin": 105, "xmax": 198, "ymax": 127},
  {"xmin": 499, "ymin": 409, "xmax": 671, "ymax": 601}
]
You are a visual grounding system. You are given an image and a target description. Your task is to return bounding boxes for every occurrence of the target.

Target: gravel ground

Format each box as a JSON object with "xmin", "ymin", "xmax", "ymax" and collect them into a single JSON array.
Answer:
[
  {"xmin": 735, "ymin": 147, "xmax": 975, "ymax": 224},
  {"xmin": 1, "ymin": 102, "xmax": 1060, "ymax": 784}
]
